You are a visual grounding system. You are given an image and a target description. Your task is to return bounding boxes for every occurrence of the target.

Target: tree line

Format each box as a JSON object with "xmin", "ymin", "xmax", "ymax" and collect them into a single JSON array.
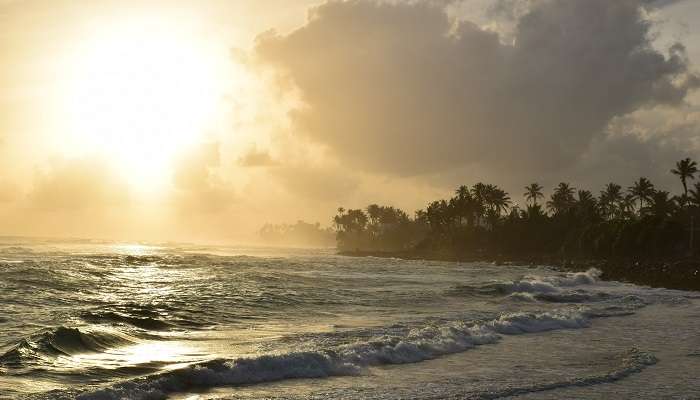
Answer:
[
  {"xmin": 334, "ymin": 158, "xmax": 700, "ymax": 260},
  {"xmin": 260, "ymin": 221, "xmax": 335, "ymax": 247}
]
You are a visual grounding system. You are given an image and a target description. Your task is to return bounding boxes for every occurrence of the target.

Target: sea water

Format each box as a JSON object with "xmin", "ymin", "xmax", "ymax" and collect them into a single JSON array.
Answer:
[{"xmin": 1, "ymin": 239, "xmax": 699, "ymax": 399}]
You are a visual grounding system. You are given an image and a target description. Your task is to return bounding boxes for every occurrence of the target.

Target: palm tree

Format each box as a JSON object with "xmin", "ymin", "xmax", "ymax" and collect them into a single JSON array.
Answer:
[
  {"xmin": 525, "ymin": 203, "xmax": 546, "ymax": 220},
  {"xmin": 471, "ymin": 183, "xmax": 488, "ymax": 225},
  {"xmin": 414, "ymin": 209, "xmax": 428, "ymax": 225},
  {"xmin": 628, "ymin": 177, "xmax": 655, "ymax": 214},
  {"xmin": 621, "ymin": 193, "xmax": 636, "ymax": 220},
  {"xmin": 365, "ymin": 204, "xmax": 382, "ymax": 240},
  {"xmin": 426, "ymin": 200, "xmax": 451, "ymax": 233},
  {"xmin": 453, "ymin": 185, "xmax": 475, "ymax": 226},
  {"xmin": 489, "ymin": 188, "xmax": 512, "ymax": 216},
  {"xmin": 547, "ymin": 182, "xmax": 576, "ymax": 215},
  {"xmin": 690, "ymin": 182, "xmax": 700, "ymax": 208},
  {"xmin": 671, "ymin": 158, "xmax": 698, "ymax": 206},
  {"xmin": 346, "ymin": 209, "xmax": 368, "ymax": 232},
  {"xmin": 334, "ymin": 207, "xmax": 346, "ymax": 231},
  {"xmin": 576, "ymin": 190, "xmax": 599, "ymax": 222},
  {"xmin": 455, "ymin": 185, "xmax": 470, "ymax": 200},
  {"xmin": 523, "ymin": 183, "xmax": 544, "ymax": 206},
  {"xmin": 366, "ymin": 204, "xmax": 381, "ymax": 225},
  {"xmin": 577, "ymin": 190, "xmax": 595, "ymax": 203},
  {"xmin": 599, "ymin": 183, "xmax": 623, "ymax": 220},
  {"xmin": 646, "ymin": 190, "xmax": 677, "ymax": 218}
]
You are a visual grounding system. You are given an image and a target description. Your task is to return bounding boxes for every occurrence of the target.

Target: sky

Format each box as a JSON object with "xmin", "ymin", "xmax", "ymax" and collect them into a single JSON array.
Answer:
[{"xmin": 0, "ymin": 0, "xmax": 699, "ymax": 244}]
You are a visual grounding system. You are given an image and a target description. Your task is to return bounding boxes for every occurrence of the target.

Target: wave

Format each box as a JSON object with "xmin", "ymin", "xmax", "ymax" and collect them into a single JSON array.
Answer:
[
  {"xmin": 81, "ymin": 311, "xmax": 174, "ymax": 331},
  {"xmin": 507, "ymin": 289, "xmax": 623, "ymax": 305},
  {"xmin": 499, "ymin": 268, "xmax": 601, "ymax": 294},
  {"xmin": 0, "ymin": 326, "xmax": 136, "ymax": 368},
  {"xmin": 475, "ymin": 347, "xmax": 657, "ymax": 399},
  {"xmin": 451, "ymin": 268, "xmax": 606, "ymax": 304},
  {"xmin": 123, "ymin": 255, "xmax": 166, "ymax": 265},
  {"xmin": 74, "ymin": 308, "xmax": 598, "ymax": 400},
  {"xmin": 79, "ymin": 302, "xmax": 209, "ymax": 331}
]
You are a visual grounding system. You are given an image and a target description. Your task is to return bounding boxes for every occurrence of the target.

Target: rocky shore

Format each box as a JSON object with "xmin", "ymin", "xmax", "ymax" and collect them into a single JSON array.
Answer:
[{"xmin": 339, "ymin": 250, "xmax": 700, "ymax": 291}]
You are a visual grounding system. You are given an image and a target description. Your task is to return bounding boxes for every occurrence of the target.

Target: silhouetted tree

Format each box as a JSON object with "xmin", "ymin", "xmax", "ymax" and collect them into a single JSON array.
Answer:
[
  {"xmin": 333, "ymin": 159, "xmax": 700, "ymax": 260},
  {"xmin": 690, "ymin": 182, "xmax": 700, "ymax": 208},
  {"xmin": 366, "ymin": 204, "xmax": 381, "ymax": 226},
  {"xmin": 599, "ymin": 183, "xmax": 624, "ymax": 220},
  {"xmin": 547, "ymin": 183, "xmax": 576, "ymax": 216},
  {"xmin": 453, "ymin": 185, "xmax": 476, "ymax": 227},
  {"xmin": 471, "ymin": 183, "xmax": 489, "ymax": 224},
  {"xmin": 671, "ymin": 158, "xmax": 698, "ymax": 207},
  {"xmin": 524, "ymin": 183, "xmax": 544, "ymax": 206},
  {"xmin": 628, "ymin": 177, "xmax": 655, "ymax": 215},
  {"xmin": 260, "ymin": 221, "xmax": 335, "ymax": 247},
  {"xmin": 646, "ymin": 191, "xmax": 677, "ymax": 219}
]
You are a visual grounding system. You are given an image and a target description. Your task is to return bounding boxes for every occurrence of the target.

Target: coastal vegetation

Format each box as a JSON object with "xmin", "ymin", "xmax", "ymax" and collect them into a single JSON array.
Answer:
[
  {"xmin": 259, "ymin": 221, "xmax": 335, "ymax": 247},
  {"xmin": 334, "ymin": 159, "xmax": 700, "ymax": 265}
]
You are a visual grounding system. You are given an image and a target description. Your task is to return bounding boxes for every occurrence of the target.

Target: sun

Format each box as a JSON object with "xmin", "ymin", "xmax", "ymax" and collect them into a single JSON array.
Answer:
[{"xmin": 59, "ymin": 18, "xmax": 227, "ymax": 191}]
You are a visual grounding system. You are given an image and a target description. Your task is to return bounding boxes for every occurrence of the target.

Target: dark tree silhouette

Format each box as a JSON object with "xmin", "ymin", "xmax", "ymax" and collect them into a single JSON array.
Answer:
[
  {"xmin": 671, "ymin": 158, "xmax": 698, "ymax": 207},
  {"xmin": 547, "ymin": 182, "xmax": 576, "ymax": 216},
  {"xmin": 524, "ymin": 183, "xmax": 544, "ymax": 206},
  {"xmin": 628, "ymin": 177, "xmax": 655, "ymax": 214},
  {"xmin": 690, "ymin": 182, "xmax": 700, "ymax": 207},
  {"xmin": 333, "ymin": 158, "xmax": 699, "ymax": 262},
  {"xmin": 600, "ymin": 183, "xmax": 624, "ymax": 220}
]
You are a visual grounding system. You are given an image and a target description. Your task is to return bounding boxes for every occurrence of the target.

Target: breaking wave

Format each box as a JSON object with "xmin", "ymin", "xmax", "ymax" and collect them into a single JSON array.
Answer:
[
  {"xmin": 498, "ymin": 268, "xmax": 602, "ymax": 294},
  {"xmin": 0, "ymin": 326, "xmax": 136, "ymax": 368},
  {"xmin": 81, "ymin": 311, "xmax": 174, "ymax": 331},
  {"xmin": 75, "ymin": 308, "xmax": 598, "ymax": 400},
  {"xmin": 451, "ymin": 268, "xmax": 608, "ymax": 304}
]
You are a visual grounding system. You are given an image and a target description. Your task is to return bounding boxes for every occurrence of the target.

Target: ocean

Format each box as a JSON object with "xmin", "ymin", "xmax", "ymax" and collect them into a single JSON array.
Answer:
[{"xmin": 1, "ymin": 240, "xmax": 699, "ymax": 399}]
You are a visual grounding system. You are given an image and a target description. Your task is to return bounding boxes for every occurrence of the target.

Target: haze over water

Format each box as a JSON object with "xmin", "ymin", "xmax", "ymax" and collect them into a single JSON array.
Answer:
[
  {"xmin": 1, "ymin": 0, "xmax": 700, "ymax": 242},
  {"xmin": 3, "ymin": 0, "xmax": 700, "ymax": 398},
  {"xmin": 0, "ymin": 239, "xmax": 698, "ymax": 399}
]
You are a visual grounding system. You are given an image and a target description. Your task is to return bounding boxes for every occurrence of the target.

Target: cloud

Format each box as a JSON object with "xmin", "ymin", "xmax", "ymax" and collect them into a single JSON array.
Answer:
[
  {"xmin": 255, "ymin": 0, "xmax": 698, "ymax": 178},
  {"xmin": 268, "ymin": 164, "xmax": 359, "ymax": 202},
  {"xmin": 29, "ymin": 158, "xmax": 129, "ymax": 211},
  {"xmin": 572, "ymin": 105, "xmax": 700, "ymax": 188},
  {"xmin": 238, "ymin": 147, "xmax": 277, "ymax": 167},
  {"xmin": 642, "ymin": 0, "xmax": 687, "ymax": 8},
  {"xmin": 172, "ymin": 142, "xmax": 236, "ymax": 213},
  {"xmin": 487, "ymin": 0, "xmax": 684, "ymax": 21},
  {"xmin": 486, "ymin": 0, "xmax": 541, "ymax": 21}
]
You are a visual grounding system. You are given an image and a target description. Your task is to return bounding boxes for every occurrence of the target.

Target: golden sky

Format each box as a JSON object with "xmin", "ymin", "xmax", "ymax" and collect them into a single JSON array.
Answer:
[{"xmin": 0, "ymin": 0, "xmax": 699, "ymax": 243}]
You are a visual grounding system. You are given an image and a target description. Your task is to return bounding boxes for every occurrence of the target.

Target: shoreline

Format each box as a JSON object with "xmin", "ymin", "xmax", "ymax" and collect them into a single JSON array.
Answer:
[{"xmin": 338, "ymin": 250, "xmax": 700, "ymax": 291}]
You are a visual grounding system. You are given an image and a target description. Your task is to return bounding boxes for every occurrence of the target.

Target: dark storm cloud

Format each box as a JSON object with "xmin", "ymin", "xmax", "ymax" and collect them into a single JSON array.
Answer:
[
  {"xmin": 487, "ymin": 0, "xmax": 684, "ymax": 20},
  {"xmin": 255, "ymin": 0, "xmax": 698, "ymax": 177},
  {"xmin": 642, "ymin": 0, "xmax": 686, "ymax": 8}
]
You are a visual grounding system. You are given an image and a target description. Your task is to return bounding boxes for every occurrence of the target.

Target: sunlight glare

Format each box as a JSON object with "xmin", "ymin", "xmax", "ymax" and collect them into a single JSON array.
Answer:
[{"xmin": 61, "ymin": 18, "xmax": 227, "ymax": 191}]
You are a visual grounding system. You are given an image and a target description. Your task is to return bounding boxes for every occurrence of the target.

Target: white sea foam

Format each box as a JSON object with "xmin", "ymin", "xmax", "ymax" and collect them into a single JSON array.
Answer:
[
  {"xmin": 478, "ymin": 347, "xmax": 657, "ymax": 399},
  {"xmin": 502, "ymin": 268, "xmax": 602, "ymax": 294},
  {"xmin": 76, "ymin": 309, "xmax": 593, "ymax": 400},
  {"xmin": 494, "ymin": 268, "xmax": 610, "ymax": 305}
]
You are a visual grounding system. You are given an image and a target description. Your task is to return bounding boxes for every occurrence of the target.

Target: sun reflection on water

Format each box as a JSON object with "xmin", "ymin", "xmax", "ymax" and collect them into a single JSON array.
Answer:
[
  {"xmin": 111, "ymin": 243, "xmax": 160, "ymax": 255},
  {"xmin": 67, "ymin": 340, "xmax": 201, "ymax": 370}
]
